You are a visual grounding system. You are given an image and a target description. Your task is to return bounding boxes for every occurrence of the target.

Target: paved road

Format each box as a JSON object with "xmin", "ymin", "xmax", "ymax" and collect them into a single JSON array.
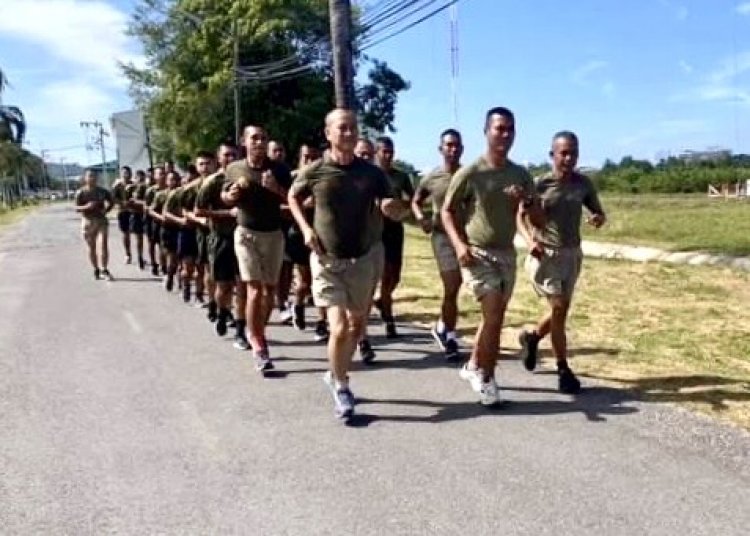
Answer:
[{"xmin": 1, "ymin": 205, "xmax": 749, "ymax": 535}]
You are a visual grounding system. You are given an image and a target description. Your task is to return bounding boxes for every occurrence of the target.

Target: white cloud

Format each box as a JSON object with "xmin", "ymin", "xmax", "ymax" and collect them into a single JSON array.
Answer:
[
  {"xmin": 0, "ymin": 0, "xmax": 143, "ymax": 87},
  {"xmin": 737, "ymin": 2, "xmax": 750, "ymax": 15},
  {"xmin": 672, "ymin": 50, "xmax": 750, "ymax": 107},
  {"xmin": 679, "ymin": 60, "xmax": 694, "ymax": 74},
  {"xmin": 572, "ymin": 60, "xmax": 608, "ymax": 84}
]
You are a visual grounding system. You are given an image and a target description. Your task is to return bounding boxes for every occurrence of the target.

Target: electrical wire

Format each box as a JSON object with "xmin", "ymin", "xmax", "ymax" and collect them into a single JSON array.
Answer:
[{"xmin": 361, "ymin": 0, "xmax": 459, "ymax": 50}]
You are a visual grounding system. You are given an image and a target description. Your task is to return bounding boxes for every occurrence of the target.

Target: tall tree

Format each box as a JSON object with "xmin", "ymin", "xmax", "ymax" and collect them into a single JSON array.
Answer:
[
  {"xmin": 0, "ymin": 68, "xmax": 26, "ymax": 145},
  {"xmin": 123, "ymin": 0, "xmax": 409, "ymax": 165}
]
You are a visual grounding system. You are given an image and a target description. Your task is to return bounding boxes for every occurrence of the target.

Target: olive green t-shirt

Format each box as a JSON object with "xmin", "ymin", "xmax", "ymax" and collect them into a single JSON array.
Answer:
[
  {"xmin": 151, "ymin": 188, "xmax": 169, "ymax": 216},
  {"xmin": 195, "ymin": 172, "xmax": 236, "ymax": 236},
  {"xmin": 534, "ymin": 172, "xmax": 604, "ymax": 248},
  {"xmin": 145, "ymin": 185, "xmax": 159, "ymax": 207},
  {"xmin": 75, "ymin": 186, "xmax": 113, "ymax": 221},
  {"xmin": 290, "ymin": 156, "xmax": 393, "ymax": 258},
  {"xmin": 443, "ymin": 156, "xmax": 534, "ymax": 249},
  {"xmin": 164, "ymin": 187, "xmax": 183, "ymax": 216},
  {"xmin": 418, "ymin": 166, "xmax": 459, "ymax": 233},
  {"xmin": 111, "ymin": 180, "xmax": 131, "ymax": 213},
  {"xmin": 180, "ymin": 178, "xmax": 203, "ymax": 212},
  {"xmin": 225, "ymin": 158, "xmax": 293, "ymax": 232}
]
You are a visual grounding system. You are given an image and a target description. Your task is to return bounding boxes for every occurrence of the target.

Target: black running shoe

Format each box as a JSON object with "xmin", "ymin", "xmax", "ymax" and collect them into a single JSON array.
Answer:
[
  {"xmin": 233, "ymin": 335, "xmax": 250, "ymax": 351},
  {"xmin": 359, "ymin": 338, "xmax": 376, "ymax": 364},
  {"xmin": 138, "ymin": 257, "xmax": 146, "ymax": 270},
  {"xmin": 215, "ymin": 310, "xmax": 229, "ymax": 337},
  {"xmin": 182, "ymin": 284, "xmax": 191, "ymax": 303},
  {"xmin": 519, "ymin": 330, "xmax": 540, "ymax": 372},
  {"xmin": 444, "ymin": 338, "xmax": 461, "ymax": 361},
  {"xmin": 314, "ymin": 320, "xmax": 329, "ymax": 342},
  {"xmin": 558, "ymin": 367, "xmax": 582, "ymax": 394},
  {"xmin": 151, "ymin": 264, "xmax": 159, "ymax": 276},
  {"xmin": 293, "ymin": 305, "xmax": 305, "ymax": 331},
  {"xmin": 207, "ymin": 301, "xmax": 218, "ymax": 323},
  {"xmin": 385, "ymin": 321, "xmax": 398, "ymax": 339},
  {"xmin": 94, "ymin": 268, "xmax": 101, "ymax": 280},
  {"xmin": 164, "ymin": 274, "xmax": 174, "ymax": 292},
  {"xmin": 101, "ymin": 269, "xmax": 114, "ymax": 282}
]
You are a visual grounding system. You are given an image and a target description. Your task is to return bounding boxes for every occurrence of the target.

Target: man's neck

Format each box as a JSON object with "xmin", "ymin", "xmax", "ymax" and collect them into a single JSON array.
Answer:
[
  {"xmin": 329, "ymin": 148, "xmax": 355, "ymax": 166},
  {"xmin": 553, "ymin": 169, "xmax": 573, "ymax": 181},
  {"xmin": 484, "ymin": 151, "xmax": 508, "ymax": 169},
  {"xmin": 442, "ymin": 161, "xmax": 460, "ymax": 173},
  {"xmin": 247, "ymin": 155, "xmax": 265, "ymax": 168}
]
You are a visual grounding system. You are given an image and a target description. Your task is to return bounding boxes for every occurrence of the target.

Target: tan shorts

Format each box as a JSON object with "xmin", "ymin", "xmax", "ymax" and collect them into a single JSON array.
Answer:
[
  {"xmin": 461, "ymin": 247, "xmax": 516, "ymax": 301},
  {"xmin": 431, "ymin": 231, "xmax": 459, "ymax": 273},
  {"xmin": 525, "ymin": 247, "xmax": 583, "ymax": 299},
  {"xmin": 310, "ymin": 246, "xmax": 380, "ymax": 313},
  {"xmin": 234, "ymin": 227, "xmax": 285, "ymax": 284},
  {"xmin": 82, "ymin": 218, "xmax": 108, "ymax": 241}
]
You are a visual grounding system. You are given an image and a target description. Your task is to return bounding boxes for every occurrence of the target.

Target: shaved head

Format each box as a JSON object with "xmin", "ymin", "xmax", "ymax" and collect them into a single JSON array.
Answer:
[
  {"xmin": 325, "ymin": 108, "xmax": 357, "ymax": 127},
  {"xmin": 324, "ymin": 108, "xmax": 359, "ymax": 154}
]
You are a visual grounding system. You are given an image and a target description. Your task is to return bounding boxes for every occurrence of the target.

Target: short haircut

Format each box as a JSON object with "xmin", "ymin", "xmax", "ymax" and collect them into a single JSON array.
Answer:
[
  {"xmin": 195, "ymin": 150, "xmax": 214, "ymax": 160},
  {"xmin": 439, "ymin": 128, "xmax": 462, "ymax": 142},
  {"xmin": 484, "ymin": 106, "xmax": 515, "ymax": 130},
  {"xmin": 187, "ymin": 164, "xmax": 198, "ymax": 175},
  {"xmin": 84, "ymin": 167, "xmax": 98, "ymax": 176},
  {"xmin": 325, "ymin": 108, "xmax": 356, "ymax": 126},
  {"xmin": 375, "ymin": 136, "xmax": 394, "ymax": 148},
  {"xmin": 121, "ymin": 165, "xmax": 132, "ymax": 172},
  {"xmin": 136, "ymin": 169, "xmax": 146, "ymax": 178},
  {"xmin": 552, "ymin": 130, "xmax": 579, "ymax": 146},
  {"xmin": 217, "ymin": 140, "xmax": 236, "ymax": 151}
]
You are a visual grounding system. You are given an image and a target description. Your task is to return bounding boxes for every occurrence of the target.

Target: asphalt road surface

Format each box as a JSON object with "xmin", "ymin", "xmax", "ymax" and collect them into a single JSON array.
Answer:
[{"xmin": 1, "ymin": 205, "xmax": 749, "ymax": 535}]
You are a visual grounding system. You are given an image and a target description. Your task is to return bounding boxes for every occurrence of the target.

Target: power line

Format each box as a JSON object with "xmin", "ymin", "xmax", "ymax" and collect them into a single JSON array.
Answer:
[{"xmin": 361, "ymin": 0, "xmax": 460, "ymax": 50}]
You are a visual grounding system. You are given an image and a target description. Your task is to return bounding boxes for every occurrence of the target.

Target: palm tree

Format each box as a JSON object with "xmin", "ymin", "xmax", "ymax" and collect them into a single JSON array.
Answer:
[{"xmin": 0, "ymin": 68, "xmax": 26, "ymax": 144}]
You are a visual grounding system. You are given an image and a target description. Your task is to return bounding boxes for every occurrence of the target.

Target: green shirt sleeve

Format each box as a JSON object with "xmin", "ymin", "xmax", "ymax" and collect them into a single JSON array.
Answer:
[
  {"xmin": 582, "ymin": 175, "xmax": 605, "ymax": 215},
  {"xmin": 289, "ymin": 165, "xmax": 314, "ymax": 197},
  {"xmin": 443, "ymin": 165, "xmax": 473, "ymax": 213}
]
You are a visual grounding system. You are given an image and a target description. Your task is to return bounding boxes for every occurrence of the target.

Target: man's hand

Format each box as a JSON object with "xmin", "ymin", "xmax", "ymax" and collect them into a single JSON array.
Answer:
[
  {"xmin": 230, "ymin": 207, "xmax": 239, "ymax": 218},
  {"xmin": 529, "ymin": 240, "xmax": 545, "ymax": 259},
  {"xmin": 417, "ymin": 217, "xmax": 432, "ymax": 234},
  {"xmin": 226, "ymin": 183, "xmax": 241, "ymax": 203},
  {"xmin": 303, "ymin": 226, "xmax": 323, "ymax": 255},
  {"xmin": 503, "ymin": 184, "xmax": 526, "ymax": 201},
  {"xmin": 587, "ymin": 213, "xmax": 606, "ymax": 228},
  {"xmin": 454, "ymin": 242, "xmax": 475, "ymax": 267},
  {"xmin": 261, "ymin": 170, "xmax": 278, "ymax": 192}
]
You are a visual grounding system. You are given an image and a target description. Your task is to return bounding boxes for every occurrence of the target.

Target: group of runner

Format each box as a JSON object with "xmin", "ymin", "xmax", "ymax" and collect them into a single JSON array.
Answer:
[{"xmin": 74, "ymin": 105, "xmax": 606, "ymax": 419}]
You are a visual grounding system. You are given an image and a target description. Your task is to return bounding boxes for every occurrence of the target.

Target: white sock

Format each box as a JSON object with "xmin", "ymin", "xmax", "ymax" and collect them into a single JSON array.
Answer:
[
  {"xmin": 436, "ymin": 319, "xmax": 446, "ymax": 333},
  {"xmin": 445, "ymin": 331, "xmax": 457, "ymax": 341},
  {"xmin": 335, "ymin": 379, "xmax": 349, "ymax": 390}
]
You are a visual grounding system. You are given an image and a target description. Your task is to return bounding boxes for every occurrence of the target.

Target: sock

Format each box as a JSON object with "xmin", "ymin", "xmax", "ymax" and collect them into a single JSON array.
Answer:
[
  {"xmin": 436, "ymin": 319, "xmax": 446, "ymax": 334},
  {"xmin": 445, "ymin": 330, "xmax": 457, "ymax": 341},
  {"xmin": 335, "ymin": 378, "xmax": 349, "ymax": 390}
]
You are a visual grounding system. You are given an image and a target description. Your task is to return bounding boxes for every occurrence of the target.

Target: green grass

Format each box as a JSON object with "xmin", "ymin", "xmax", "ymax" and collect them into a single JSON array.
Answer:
[
  {"xmin": 0, "ymin": 203, "xmax": 41, "ymax": 230},
  {"xmin": 399, "ymin": 226, "xmax": 750, "ymax": 430},
  {"xmin": 583, "ymin": 194, "xmax": 750, "ymax": 255}
]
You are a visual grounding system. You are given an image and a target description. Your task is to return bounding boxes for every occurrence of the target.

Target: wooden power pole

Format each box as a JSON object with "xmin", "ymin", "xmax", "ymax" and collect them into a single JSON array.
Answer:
[{"xmin": 329, "ymin": 0, "xmax": 356, "ymax": 109}]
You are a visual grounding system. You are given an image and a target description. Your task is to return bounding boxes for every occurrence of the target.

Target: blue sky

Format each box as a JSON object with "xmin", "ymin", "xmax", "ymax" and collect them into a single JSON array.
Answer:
[{"xmin": 2, "ymin": 0, "xmax": 750, "ymax": 171}]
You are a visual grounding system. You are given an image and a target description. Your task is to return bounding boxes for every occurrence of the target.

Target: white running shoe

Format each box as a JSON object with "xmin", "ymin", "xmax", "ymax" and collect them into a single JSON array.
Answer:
[
  {"xmin": 459, "ymin": 363, "xmax": 483, "ymax": 393},
  {"xmin": 479, "ymin": 377, "xmax": 502, "ymax": 407}
]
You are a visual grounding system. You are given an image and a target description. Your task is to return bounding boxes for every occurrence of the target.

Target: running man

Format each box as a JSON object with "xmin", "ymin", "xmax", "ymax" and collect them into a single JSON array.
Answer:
[
  {"xmin": 182, "ymin": 151, "xmax": 216, "ymax": 305},
  {"xmin": 125, "ymin": 169, "xmax": 148, "ymax": 269},
  {"xmin": 268, "ymin": 139, "xmax": 295, "ymax": 325},
  {"xmin": 373, "ymin": 136, "xmax": 414, "ymax": 339},
  {"xmin": 111, "ymin": 166, "xmax": 134, "ymax": 263},
  {"xmin": 144, "ymin": 166, "xmax": 165, "ymax": 276},
  {"xmin": 516, "ymin": 131, "xmax": 606, "ymax": 394},
  {"xmin": 195, "ymin": 143, "xmax": 244, "ymax": 344},
  {"xmin": 288, "ymin": 108, "xmax": 401, "ymax": 419},
  {"xmin": 442, "ymin": 106, "xmax": 544, "ymax": 406},
  {"xmin": 352, "ymin": 137, "xmax": 382, "ymax": 363},
  {"xmin": 74, "ymin": 168, "xmax": 114, "ymax": 280},
  {"xmin": 411, "ymin": 128, "xmax": 464, "ymax": 361},
  {"xmin": 224, "ymin": 126, "xmax": 292, "ymax": 370},
  {"xmin": 159, "ymin": 171, "xmax": 183, "ymax": 291}
]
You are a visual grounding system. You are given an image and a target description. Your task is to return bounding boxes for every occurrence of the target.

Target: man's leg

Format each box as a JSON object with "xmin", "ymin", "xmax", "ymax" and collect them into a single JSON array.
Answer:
[
  {"xmin": 276, "ymin": 260, "xmax": 293, "ymax": 323},
  {"xmin": 433, "ymin": 268, "xmax": 462, "ymax": 360},
  {"xmin": 246, "ymin": 280, "xmax": 265, "ymax": 350},
  {"xmin": 233, "ymin": 278, "xmax": 249, "ymax": 349},
  {"xmin": 530, "ymin": 296, "xmax": 581, "ymax": 393},
  {"xmin": 468, "ymin": 290, "xmax": 507, "ymax": 405},
  {"xmin": 119, "ymin": 212, "xmax": 132, "ymax": 262},
  {"xmin": 100, "ymin": 229, "xmax": 110, "ymax": 272},
  {"xmin": 327, "ymin": 306, "xmax": 357, "ymax": 384},
  {"xmin": 181, "ymin": 258, "xmax": 196, "ymax": 302}
]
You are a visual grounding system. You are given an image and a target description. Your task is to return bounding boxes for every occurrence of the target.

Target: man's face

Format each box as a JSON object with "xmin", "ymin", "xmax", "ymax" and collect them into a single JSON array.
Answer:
[
  {"xmin": 298, "ymin": 145, "xmax": 319, "ymax": 167},
  {"xmin": 136, "ymin": 172, "xmax": 146, "ymax": 184},
  {"xmin": 485, "ymin": 114, "xmax": 516, "ymax": 157},
  {"xmin": 195, "ymin": 157, "xmax": 213, "ymax": 177},
  {"xmin": 268, "ymin": 141, "xmax": 285, "ymax": 162},
  {"xmin": 354, "ymin": 140, "xmax": 374, "ymax": 162},
  {"xmin": 84, "ymin": 171, "xmax": 97, "ymax": 188},
  {"xmin": 154, "ymin": 168, "xmax": 166, "ymax": 186},
  {"xmin": 551, "ymin": 137, "xmax": 579, "ymax": 176},
  {"xmin": 164, "ymin": 161, "xmax": 175, "ymax": 173},
  {"xmin": 121, "ymin": 168, "xmax": 132, "ymax": 181},
  {"xmin": 325, "ymin": 111, "xmax": 358, "ymax": 153},
  {"xmin": 217, "ymin": 145, "xmax": 237, "ymax": 169},
  {"xmin": 166, "ymin": 172, "xmax": 180, "ymax": 189},
  {"xmin": 244, "ymin": 127, "xmax": 268, "ymax": 160},
  {"xmin": 440, "ymin": 134, "xmax": 463, "ymax": 166},
  {"xmin": 376, "ymin": 142, "xmax": 394, "ymax": 169}
]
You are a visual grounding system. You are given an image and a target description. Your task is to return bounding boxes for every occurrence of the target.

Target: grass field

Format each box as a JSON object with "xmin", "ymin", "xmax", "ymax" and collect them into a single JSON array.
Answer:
[
  {"xmin": 582, "ymin": 194, "xmax": 750, "ymax": 255},
  {"xmin": 0, "ymin": 203, "xmax": 40, "ymax": 230},
  {"xmin": 398, "ymin": 226, "xmax": 750, "ymax": 430}
]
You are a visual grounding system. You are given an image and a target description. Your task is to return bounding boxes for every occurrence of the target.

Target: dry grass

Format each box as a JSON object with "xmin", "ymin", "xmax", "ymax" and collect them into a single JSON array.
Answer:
[
  {"xmin": 0, "ymin": 203, "xmax": 39, "ymax": 230},
  {"xmin": 398, "ymin": 225, "xmax": 750, "ymax": 429}
]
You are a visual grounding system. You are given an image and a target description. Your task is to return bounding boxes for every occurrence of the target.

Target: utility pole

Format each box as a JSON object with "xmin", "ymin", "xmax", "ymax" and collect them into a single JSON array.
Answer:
[
  {"xmin": 60, "ymin": 157, "xmax": 70, "ymax": 199},
  {"xmin": 80, "ymin": 121, "xmax": 109, "ymax": 187},
  {"xmin": 329, "ymin": 0, "xmax": 356, "ymax": 109},
  {"xmin": 233, "ymin": 21, "xmax": 242, "ymax": 145},
  {"xmin": 40, "ymin": 149, "xmax": 50, "ymax": 194}
]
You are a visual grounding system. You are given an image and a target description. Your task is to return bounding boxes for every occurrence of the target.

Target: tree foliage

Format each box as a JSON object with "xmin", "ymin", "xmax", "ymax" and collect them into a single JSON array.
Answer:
[{"xmin": 123, "ymin": 0, "xmax": 410, "ymax": 167}]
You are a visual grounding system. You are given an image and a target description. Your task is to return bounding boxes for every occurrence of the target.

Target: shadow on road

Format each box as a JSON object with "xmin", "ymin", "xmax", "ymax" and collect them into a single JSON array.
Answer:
[
  {"xmin": 581, "ymin": 373, "xmax": 750, "ymax": 412},
  {"xmin": 349, "ymin": 385, "xmax": 638, "ymax": 427}
]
